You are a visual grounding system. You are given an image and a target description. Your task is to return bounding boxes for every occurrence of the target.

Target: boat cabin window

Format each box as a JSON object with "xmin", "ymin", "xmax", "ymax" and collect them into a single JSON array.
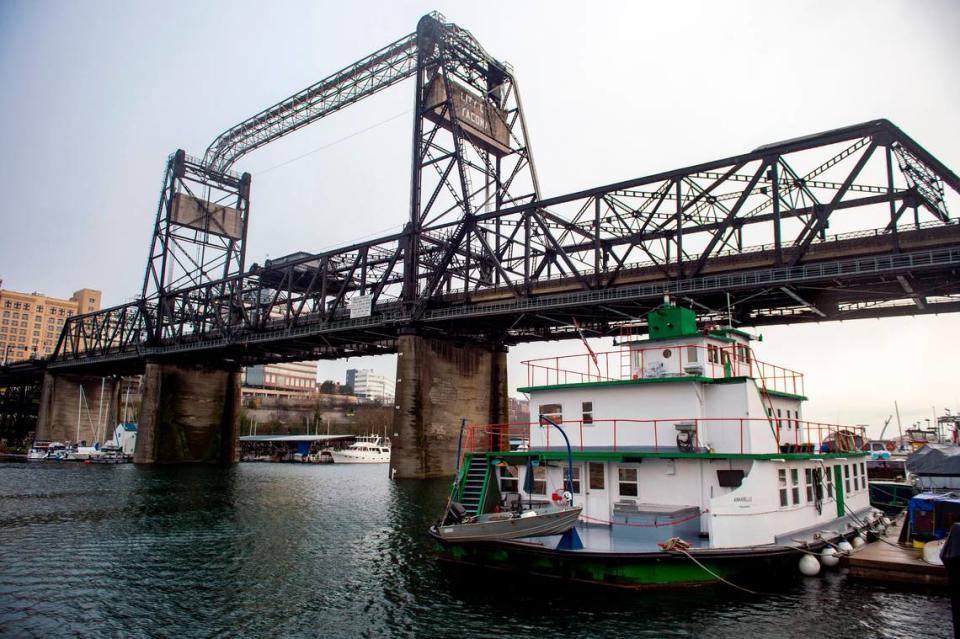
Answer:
[
  {"xmin": 687, "ymin": 346, "xmax": 698, "ymax": 363},
  {"xmin": 860, "ymin": 461, "xmax": 866, "ymax": 479},
  {"xmin": 844, "ymin": 465, "xmax": 851, "ymax": 493},
  {"xmin": 707, "ymin": 344, "xmax": 719, "ymax": 364},
  {"xmin": 539, "ymin": 404, "xmax": 562, "ymax": 424},
  {"xmin": 564, "ymin": 464, "xmax": 581, "ymax": 493},
  {"xmin": 790, "ymin": 469, "xmax": 801, "ymax": 504},
  {"xmin": 499, "ymin": 465, "xmax": 519, "ymax": 492},
  {"xmin": 805, "ymin": 468, "xmax": 814, "ymax": 502},
  {"xmin": 531, "ymin": 466, "xmax": 547, "ymax": 495},
  {"xmin": 778, "ymin": 469, "xmax": 788, "ymax": 507},
  {"xmin": 825, "ymin": 466, "xmax": 834, "ymax": 499},
  {"xmin": 589, "ymin": 462, "xmax": 605, "ymax": 490},
  {"xmin": 852, "ymin": 463, "xmax": 859, "ymax": 491},
  {"xmin": 618, "ymin": 467, "xmax": 639, "ymax": 497},
  {"xmin": 581, "ymin": 402, "xmax": 593, "ymax": 425}
]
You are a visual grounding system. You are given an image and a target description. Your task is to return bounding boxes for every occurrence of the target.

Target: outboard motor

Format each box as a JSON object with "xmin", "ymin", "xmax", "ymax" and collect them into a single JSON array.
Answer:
[{"xmin": 445, "ymin": 502, "xmax": 467, "ymax": 525}]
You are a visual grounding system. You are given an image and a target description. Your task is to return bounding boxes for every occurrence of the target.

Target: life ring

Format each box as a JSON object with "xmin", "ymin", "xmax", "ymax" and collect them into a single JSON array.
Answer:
[
  {"xmin": 550, "ymin": 490, "xmax": 564, "ymax": 503},
  {"xmin": 885, "ymin": 440, "xmax": 896, "ymax": 452}
]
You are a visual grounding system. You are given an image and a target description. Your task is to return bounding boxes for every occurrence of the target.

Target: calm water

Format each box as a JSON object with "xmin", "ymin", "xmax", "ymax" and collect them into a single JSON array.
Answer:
[{"xmin": 0, "ymin": 461, "xmax": 951, "ymax": 638}]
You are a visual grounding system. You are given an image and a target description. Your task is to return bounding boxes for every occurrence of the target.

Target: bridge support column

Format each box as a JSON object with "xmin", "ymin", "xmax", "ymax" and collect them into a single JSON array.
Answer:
[
  {"xmin": 37, "ymin": 373, "xmax": 121, "ymax": 444},
  {"xmin": 135, "ymin": 362, "xmax": 241, "ymax": 464},
  {"xmin": 390, "ymin": 333, "xmax": 508, "ymax": 480}
]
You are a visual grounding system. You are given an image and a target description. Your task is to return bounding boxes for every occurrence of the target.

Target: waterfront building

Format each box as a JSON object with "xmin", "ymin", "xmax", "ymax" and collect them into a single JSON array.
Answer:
[
  {"xmin": 0, "ymin": 283, "xmax": 101, "ymax": 362},
  {"xmin": 244, "ymin": 361, "xmax": 319, "ymax": 398},
  {"xmin": 346, "ymin": 368, "xmax": 394, "ymax": 404}
]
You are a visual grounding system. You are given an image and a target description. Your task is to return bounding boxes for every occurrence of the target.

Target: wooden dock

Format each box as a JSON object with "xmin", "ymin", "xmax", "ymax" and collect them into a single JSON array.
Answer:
[{"xmin": 847, "ymin": 519, "xmax": 947, "ymax": 588}]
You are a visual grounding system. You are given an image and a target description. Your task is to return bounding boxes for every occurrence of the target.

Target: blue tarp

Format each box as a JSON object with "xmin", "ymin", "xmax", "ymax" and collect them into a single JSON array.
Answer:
[{"xmin": 909, "ymin": 492, "xmax": 960, "ymax": 540}]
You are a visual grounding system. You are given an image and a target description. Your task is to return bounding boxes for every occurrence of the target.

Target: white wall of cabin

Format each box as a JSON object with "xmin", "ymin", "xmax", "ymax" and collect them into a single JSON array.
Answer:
[{"xmin": 511, "ymin": 456, "xmax": 872, "ymax": 548}]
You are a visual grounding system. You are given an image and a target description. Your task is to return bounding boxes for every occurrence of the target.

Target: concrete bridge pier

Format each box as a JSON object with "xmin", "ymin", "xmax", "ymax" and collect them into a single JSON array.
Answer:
[
  {"xmin": 390, "ymin": 332, "xmax": 509, "ymax": 479},
  {"xmin": 37, "ymin": 373, "xmax": 122, "ymax": 444},
  {"xmin": 135, "ymin": 362, "xmax": 241, "ymax": 464}
]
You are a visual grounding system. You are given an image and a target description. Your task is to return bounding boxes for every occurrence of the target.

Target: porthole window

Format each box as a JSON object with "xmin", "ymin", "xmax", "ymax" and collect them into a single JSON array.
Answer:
[{"xmin": 662, "ymin": 349, "xmax": 672, "ymax": 358}]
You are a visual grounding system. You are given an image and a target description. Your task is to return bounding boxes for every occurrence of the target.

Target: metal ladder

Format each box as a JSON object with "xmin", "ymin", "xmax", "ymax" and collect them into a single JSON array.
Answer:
[{"xmin": 458, "ymin": 455, "xmax": 490, "ymax": 515}]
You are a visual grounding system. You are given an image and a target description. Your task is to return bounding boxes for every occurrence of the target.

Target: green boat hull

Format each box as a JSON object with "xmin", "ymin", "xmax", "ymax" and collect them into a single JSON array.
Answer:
[{"xmin": 433, "ymin": 538, "xmax": 793, "ymax": 589}]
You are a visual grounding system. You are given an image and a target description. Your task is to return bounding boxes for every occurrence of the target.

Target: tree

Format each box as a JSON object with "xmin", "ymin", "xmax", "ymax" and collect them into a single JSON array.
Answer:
[
  {"xmin": 319, "ymin": 380, "xmax": 337, "ymax": 394},
  {"xmin": 354, "ymin": 405, "xmax": 393, "ymax": 436},
  {"xmin": 339, "ymin": 384, "xmax": 354, "ymax": 396}
]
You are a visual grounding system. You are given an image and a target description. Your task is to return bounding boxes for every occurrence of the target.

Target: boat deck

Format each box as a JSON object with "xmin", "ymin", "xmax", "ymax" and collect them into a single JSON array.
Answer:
[
  {"xmin": 507, "ymin": 508, "xmax": 876, "ymax": 555},
  {"xmin": 513, "ymin": 523, "xmax": 714, "ymax": 554},
  {"xmin": 847, "ymin": 518, "xmax": 947, "ymax": 587}
]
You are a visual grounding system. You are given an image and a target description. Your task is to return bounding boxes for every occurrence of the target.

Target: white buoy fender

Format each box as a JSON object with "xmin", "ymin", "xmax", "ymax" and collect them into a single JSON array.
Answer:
[
  {"xmin": 799, "ymin": 554, "xmax": 821, "ymax": 576},
  {"xmin": 852, "ymin": 535, "xmax": 866, "ymax": 548},
  {"xmin": 820, "ymin": 547, "xmax": 840, "ymax": 568},
  {"xmin": 923, "ymin": 540, "xmax": 945, "ymax": 566},
  {"xmin": 880, "ymin": 516, "xmax": 892, "ymax": 527},
  {"xmin": 837, "ymin": 540, "xmax": 854, "ymax": 554}
]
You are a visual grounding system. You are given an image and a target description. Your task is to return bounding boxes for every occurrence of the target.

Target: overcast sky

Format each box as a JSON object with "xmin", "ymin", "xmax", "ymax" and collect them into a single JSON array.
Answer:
[{"xmin": 1, "ymin": 1, "xmax": 958, "ymax": 436}]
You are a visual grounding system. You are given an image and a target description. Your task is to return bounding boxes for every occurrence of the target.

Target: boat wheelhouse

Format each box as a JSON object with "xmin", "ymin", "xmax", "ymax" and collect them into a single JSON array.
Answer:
[{"xmin": 431, "ymin": 304, "xmax": 883, "ymax": 588}]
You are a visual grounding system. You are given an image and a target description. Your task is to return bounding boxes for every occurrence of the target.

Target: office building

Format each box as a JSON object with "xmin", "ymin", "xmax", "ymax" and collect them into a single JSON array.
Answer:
[
  {"xmin": 346, "ymin": 368, "xmax": 394, "ymax": 404},
  {"xmin": 244, "ymin": 361, "xmax": 319, "ymax": 398},
  {"xmin": 0, "ymin": 284, "xmax": 102, "ymax": 362}
]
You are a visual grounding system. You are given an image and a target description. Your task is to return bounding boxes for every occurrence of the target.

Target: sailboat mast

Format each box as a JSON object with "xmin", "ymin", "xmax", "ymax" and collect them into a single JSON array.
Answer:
[
  {"xmin": 894, "ymin": 401, "xmax": 904, "ymax": 448},
  {"xmin": 96, "ymin": 378, "xmax": 106, "ymax": 444},
  {"xmin": 76, "ymin": 386, "xmax": 83, "ymax": 443}
]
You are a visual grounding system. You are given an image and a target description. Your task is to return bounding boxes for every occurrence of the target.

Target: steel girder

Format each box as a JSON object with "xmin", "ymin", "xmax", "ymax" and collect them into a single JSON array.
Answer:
[{"xmin": 36, "ymin": 118, "xmax": 958, "ymax": 375}]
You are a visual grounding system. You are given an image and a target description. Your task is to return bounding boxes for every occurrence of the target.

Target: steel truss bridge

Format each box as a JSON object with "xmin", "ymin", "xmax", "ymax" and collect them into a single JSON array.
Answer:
[{"xmin": 2, "ymin": 12, "xmax": 959, "ymax": 385}]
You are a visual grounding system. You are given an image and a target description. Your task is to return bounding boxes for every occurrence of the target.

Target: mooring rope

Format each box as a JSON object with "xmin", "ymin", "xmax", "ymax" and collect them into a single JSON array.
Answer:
[{"xmin": 658, "ymin": 539, "xmax": 763, "ymax": 595}]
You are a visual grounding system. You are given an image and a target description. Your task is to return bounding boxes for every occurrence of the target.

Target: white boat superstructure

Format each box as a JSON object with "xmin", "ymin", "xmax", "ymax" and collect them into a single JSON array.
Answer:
[
  {"xmin": 329, "ymin": 435, "xmax": 391, "ymax": 464},
  {"xmin": 26, "ymin": 441, "xmax": 66, "ymax": 461},
  {"xmin": 433, "ymin": 303, "xmax": 883, "ymax": 588}
]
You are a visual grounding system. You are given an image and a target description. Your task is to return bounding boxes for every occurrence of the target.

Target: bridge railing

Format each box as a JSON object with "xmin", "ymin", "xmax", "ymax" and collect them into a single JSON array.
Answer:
[{"xmin": 463, "ymin": 418, "xmax": 866, "ymax": 456}]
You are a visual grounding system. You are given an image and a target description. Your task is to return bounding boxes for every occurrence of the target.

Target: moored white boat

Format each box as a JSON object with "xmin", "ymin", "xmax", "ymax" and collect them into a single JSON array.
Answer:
[
  {"xmin": 434, "ymin": 505, "xmax": 582, "ymax": 542},
  {"xmin": 328, "ymin": 435, "xmax": 391, "ymax": 464},
  {"xmin": 431, "ymin": 303, "xmax": 885, "ymax": 588},
  {"xmin": 26, "ymin": 441, "xmax": 65, "ymax": 461}
]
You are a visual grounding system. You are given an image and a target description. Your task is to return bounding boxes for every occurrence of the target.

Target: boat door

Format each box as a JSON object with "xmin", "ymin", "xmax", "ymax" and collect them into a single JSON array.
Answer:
[{"xmin": 583, "ymin": 462, "xmax": 610, "ymax": 524}]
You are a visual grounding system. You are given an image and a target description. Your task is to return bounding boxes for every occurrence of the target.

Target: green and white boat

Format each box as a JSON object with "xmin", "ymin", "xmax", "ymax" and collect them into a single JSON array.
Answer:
[{"xmin": 430, "ymin": 303, "xmax": 885, "ymax": 588}]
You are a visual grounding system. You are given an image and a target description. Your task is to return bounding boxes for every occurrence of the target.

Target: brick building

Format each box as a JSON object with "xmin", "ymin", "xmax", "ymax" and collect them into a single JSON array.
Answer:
[{"xmin": 0, "ymin": 284, "xmax": 101, "ymax": 362}]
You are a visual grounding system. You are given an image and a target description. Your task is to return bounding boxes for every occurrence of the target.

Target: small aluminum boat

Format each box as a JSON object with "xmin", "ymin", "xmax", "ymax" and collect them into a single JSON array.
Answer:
[{"xmin": 432, "ymin": 505, "xmax": 582, "ymax": 543}]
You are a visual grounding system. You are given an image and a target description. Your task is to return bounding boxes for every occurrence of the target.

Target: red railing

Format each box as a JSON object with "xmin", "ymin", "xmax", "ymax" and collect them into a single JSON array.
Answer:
[
  {"xmin": 461, "ymin": 418, "xmax": 864, "ymax": 457},
  {"xmin": 522, "ymin": 344, "xmax": 804, "ymax": 396}
]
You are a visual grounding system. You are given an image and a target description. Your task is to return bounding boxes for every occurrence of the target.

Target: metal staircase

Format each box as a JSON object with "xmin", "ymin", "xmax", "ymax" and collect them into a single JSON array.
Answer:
[{"xmin": 457, "ymin": 454, "xmax": 490, "ymax": 515}]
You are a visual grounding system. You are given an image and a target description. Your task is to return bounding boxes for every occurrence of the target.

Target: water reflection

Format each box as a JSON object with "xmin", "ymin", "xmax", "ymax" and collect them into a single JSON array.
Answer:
[{"xmin": 0, "ymin": 462, "xmax": 951, "ymax": 638}]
